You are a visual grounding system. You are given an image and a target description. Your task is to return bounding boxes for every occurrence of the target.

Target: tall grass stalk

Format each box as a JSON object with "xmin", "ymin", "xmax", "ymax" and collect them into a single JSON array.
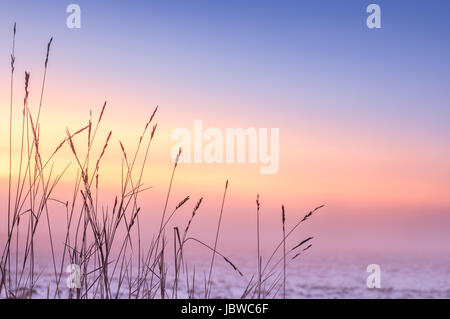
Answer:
[
  {"xmin": 1, "ymin": 27, "xmax": 323, "ymax": 299},
  {"xmin": 206, "ymin": 180, "xmax": 228, "ymax": 298}
]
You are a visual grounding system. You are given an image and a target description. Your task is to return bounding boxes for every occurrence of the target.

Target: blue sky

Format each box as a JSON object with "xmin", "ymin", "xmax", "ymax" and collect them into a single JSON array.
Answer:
[
  {"xmin": 1, "ymin": 0, "xmax": 449, "ymax": 147},
  {"xmin": 1, "ymin": 1, "xmax": 450, "ymax": 253}
]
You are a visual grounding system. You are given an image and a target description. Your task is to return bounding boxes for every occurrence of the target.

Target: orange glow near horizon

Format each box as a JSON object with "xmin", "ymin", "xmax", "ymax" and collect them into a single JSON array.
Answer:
[{"xmin": 1, "ymin": 18, "xmax": 450, "ymax": 256}]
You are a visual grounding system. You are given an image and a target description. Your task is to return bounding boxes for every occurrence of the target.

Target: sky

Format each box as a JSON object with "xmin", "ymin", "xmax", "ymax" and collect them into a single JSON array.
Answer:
[{"xmin": 0, "ymin": 0, "xmax": 450, "ymax": 258}]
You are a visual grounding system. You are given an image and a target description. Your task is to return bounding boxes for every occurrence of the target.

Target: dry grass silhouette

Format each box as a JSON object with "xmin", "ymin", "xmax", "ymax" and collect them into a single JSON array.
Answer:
[{"xmin": 0, "ymin": 24, "xmax": 324, "ymax": 299}]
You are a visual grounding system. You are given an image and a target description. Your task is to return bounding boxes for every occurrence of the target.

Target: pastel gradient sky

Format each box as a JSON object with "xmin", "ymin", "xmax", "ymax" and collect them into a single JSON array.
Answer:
[{"xmin": 1, "ymin": 0, "xmax": 450, "ymax": 256}]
